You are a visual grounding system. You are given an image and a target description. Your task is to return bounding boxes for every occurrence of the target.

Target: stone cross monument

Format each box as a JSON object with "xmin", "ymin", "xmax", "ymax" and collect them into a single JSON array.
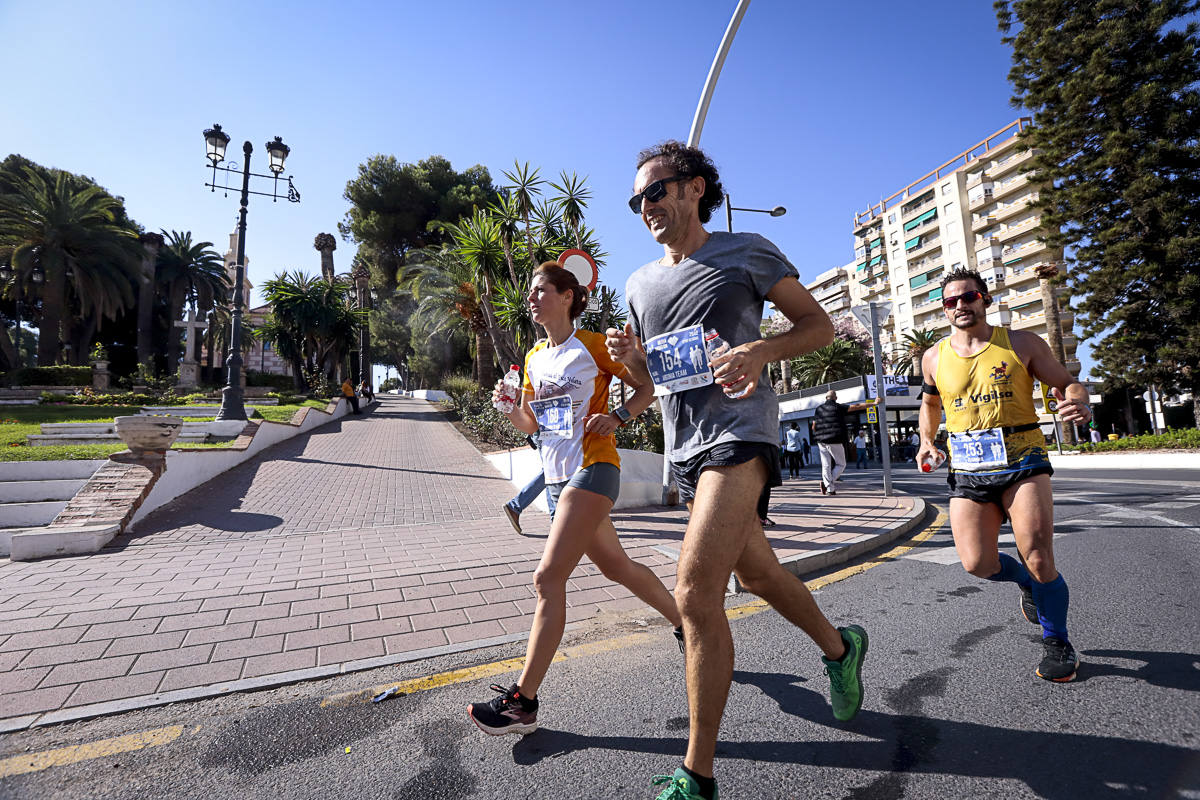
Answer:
[{"xmin": 174, "ymin": 309, "xmax": 208, "ymax": 388}]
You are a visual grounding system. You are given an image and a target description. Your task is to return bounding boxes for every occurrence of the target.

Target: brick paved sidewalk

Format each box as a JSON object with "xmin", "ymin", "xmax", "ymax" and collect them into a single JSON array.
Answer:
[{"xmin": 0, "ymin": 396, "xmax": 917, "ymax": 730}]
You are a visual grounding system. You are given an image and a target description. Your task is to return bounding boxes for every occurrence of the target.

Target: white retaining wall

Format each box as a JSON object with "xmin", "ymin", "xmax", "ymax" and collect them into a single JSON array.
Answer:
[
  {"xmin": 1048, "ymin": 451, "xmax": 1200, "ymax": 470},
  {"xmin": 129, "ymin": 399, "xmax": 352, "ymax": 528},
  {"xmin": 484, "ymin": 447, "xmax": 665, "ymax": 512}
]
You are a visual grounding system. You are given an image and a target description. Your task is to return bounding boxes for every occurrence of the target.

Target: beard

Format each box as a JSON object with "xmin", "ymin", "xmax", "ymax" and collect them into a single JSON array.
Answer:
[{"xmin": 950, "ymin": 311, "xmax": 980, "ymax": 329}]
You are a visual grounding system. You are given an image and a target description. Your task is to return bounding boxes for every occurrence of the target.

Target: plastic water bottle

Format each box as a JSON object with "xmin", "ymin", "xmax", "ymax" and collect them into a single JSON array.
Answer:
[
  {"xmin": 918, "ymin": 450, "xmax": 946, "ymax": 472},
  {"xmin": 704, "ymin": 329, "xmax": 748, "ymax": 399},
  {"xmin": 494, "ymin": 364, "xmax": 521, "ymax": 413}
]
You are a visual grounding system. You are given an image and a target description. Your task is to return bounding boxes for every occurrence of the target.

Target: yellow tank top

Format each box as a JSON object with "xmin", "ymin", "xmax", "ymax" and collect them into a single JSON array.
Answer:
[{"xmin": 935, "ymin": 327, "xmax": 1038, "ymax": 433}]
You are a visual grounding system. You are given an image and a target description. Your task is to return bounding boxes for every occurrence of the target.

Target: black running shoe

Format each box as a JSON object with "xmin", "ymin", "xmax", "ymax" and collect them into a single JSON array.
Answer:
[
  {"xmin": 1036, "ymin": 637, "xmax": 1079, "ymax": 683},
  {"xmin": 468, "ymin": 683, "xmax": 538, "ymax": 735},
  {"xmin": 673, "ymin": 626, "xmax": 685, "ymax": 655},
  {"xmin": 1019, "ymin": 584, "xmax": 1039, "ymax": 625},
  {"xmin": 820, "ymin": 481, "xmax": 827, "ymax": 495}
]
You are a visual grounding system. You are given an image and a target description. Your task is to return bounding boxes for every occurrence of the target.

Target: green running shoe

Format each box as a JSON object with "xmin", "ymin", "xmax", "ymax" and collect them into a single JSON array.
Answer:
[
  {"xmin": 651, "ymin": 769, "xmax": 717, "ymax": 799},
  {"xmin": 822, "ymin": 624, "xmax": 868, "ymax": 722}
]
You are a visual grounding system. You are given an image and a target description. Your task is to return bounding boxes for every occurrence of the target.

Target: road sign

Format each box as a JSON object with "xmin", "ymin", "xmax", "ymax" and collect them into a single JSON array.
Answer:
[
  {"xmin": 851, "ymin": 301, "xmax": 892, "ymax": 332},
  {"xmin": 585, "ymin": 285, "xmax": 603, "ymax": 313},
  {"xmin": 557, "ymin": 249, "xmax": 598, "ymax": 290},
  {"xmin": 866, "ymin": 407, "xmax": 878, "ymax": 424},
  {"xmin": 1040, "ymin": 381, "xmax": 1059, "ymax": 414}
]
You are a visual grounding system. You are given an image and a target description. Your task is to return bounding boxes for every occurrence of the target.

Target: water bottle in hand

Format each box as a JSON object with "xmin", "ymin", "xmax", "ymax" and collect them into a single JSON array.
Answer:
[
  {"xmin": 918, "ymin": 450, "xmax": 946, "ymax": 472},
  {"xmin": 494, "ymin": 364, "xmax": 521, "ymax": 413},
  {"xmin": 704, "ymin": 329, "xmax": 748, "ymax": 399}
]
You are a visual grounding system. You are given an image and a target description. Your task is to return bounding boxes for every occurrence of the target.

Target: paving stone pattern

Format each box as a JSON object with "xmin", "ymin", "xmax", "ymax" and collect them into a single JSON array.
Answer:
[{"xmin": 0, "ymin": 396, "xmax": 912, "ymax": 724}]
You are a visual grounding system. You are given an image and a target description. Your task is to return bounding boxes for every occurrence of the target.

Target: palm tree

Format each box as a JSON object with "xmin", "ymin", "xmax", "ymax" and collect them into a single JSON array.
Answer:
[
  {"xmin": 548, "ymin": 171, "xmax": 591, "ymax": 249},
  {"xmin": 156, "ymin": 231, "xmax": 229, "ymax": 373},
  {"xmin": 256, "ymin": 271, "xmax": 364, "ymax": 390},
  {"xmin": 403, "ymin": 247, "xmax": 496, "ymax": 386},
  {"xmin": 488, "ymin": 193, "xmax": 524, "ymax": 287},
  {"xmin": 501, "ymin": 161, "xmax": 543, "ymax": 271},
  {"xmin": 445, "ymin": 210, "xmax": 521, "ymax": 369},
  {"xmin": 793, "ymin": 339, "xmax": 873, "ymax": 388},
  {"xmin": 0, "ymin": 167, "xmax": 140, "ymax": 365},
  {"xmin": 892, "ymin": 329, "xmax": 942, "ymax": 376}
]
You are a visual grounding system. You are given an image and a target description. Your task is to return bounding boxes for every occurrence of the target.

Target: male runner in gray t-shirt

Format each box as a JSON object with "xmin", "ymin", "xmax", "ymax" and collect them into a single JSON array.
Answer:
[{"xmin": 607, "ymin": 140, "xmax": 870, "ymax": 800}]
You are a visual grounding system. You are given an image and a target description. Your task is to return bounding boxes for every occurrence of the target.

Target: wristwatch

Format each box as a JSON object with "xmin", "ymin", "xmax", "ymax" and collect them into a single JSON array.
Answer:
[{"xmin": 612, "ymin": 406, "xmax": 633, "ymax": 426}]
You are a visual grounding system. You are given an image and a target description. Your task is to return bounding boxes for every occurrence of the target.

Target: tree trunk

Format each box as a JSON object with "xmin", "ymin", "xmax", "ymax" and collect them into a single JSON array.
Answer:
[
  {"xmin": 36, "ymin": 267, "xmax": 66, "ymax": 366},
  {"xmin": 781, "ymin": 358, "xmax": 793, "ymax": 394},
  {"xmin": 477, "ymin": 273, "xmax": 521, "ymax": 368},
  {"xmin": 0, "ymin": 322, "xmax": 17, "ymax": 370},
  {"xmin": 136, "ymin": 243, "xmax": 158, "ymax": 369},
  {"xmin": 167, "ymin": 297, "xmax": 183, "ymax": 377},
  {"xmin": 1037, "ymin": 269, "xmax": 1076, "ymax": 444},
  {"xmin": 476, "ymin": 328, "xmax": 495, "ymax": 387}
]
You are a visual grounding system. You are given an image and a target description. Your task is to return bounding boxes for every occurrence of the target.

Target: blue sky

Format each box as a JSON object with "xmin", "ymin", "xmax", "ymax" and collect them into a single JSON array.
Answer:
[{"xmin": 0, "ymin": 0, "xmax": 1094, "ymax": 378}]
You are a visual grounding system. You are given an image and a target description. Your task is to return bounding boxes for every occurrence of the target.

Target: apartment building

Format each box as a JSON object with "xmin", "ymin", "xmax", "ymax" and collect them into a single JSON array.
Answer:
[{"xmin": 807, "ymin": 119, "xmax": 1080, "ymax": 386}]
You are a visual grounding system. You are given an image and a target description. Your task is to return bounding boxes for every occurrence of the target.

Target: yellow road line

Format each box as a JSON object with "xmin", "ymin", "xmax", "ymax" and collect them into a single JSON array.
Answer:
[
  {"xmin": 327, "ymin": 509, "xmax": 947, "ymax": 708},
  {"xmin": 0, "ymin": 725, "xmax": 184, "ymax": 779}
]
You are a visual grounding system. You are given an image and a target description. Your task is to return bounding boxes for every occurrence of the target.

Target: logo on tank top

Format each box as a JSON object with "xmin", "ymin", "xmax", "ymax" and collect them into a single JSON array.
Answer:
[{"xmin": 989, "ymin": 361, "xmax": 1011, "ymax": 382}]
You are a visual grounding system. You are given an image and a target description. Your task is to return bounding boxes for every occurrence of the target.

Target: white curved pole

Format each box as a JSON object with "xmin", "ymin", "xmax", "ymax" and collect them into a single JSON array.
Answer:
[{"xmin": 687, "ymin": 0, "xmax": 753, "ymax": 147}]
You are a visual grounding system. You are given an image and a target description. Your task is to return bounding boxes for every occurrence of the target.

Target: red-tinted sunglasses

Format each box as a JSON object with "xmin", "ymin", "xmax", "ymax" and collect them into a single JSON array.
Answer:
[{"xmin": 942, "ymin": 290, "xmax": 984, "ymax": 309}]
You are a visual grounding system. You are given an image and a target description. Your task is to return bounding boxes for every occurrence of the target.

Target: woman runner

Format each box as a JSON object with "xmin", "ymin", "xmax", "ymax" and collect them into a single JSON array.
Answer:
[{"xmin": 468, "ymin": 263, "xmax": 683, "ymax": 736}]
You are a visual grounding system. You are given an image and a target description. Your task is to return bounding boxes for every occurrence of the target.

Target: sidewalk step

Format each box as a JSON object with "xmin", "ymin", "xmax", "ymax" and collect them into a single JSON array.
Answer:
[
  {"xmin": 0, "ymin": 499, "xmax": 68, "ymax": 527},
  {"xmin": 0, "ymin": 478, "xmax": 87, "ymax": 503},
  {"xmin": 0, "ymin": 460, "xmax": 107, "ymax": 481}
]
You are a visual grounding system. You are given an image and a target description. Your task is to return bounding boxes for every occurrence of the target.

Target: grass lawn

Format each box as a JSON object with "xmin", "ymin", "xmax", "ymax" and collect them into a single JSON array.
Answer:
[
  {"xmin": 0, "ymin": 400, "xmax": 334, "ymax": 460},
  {"xmin": 251, "ymin": 400, "xmax": 331, "ymax": 423}
]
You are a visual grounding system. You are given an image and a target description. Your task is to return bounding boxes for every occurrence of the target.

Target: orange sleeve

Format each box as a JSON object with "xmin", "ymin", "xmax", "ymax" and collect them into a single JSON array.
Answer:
[{"xmin": 579, "ymin": 330, "xmax": 630, "ymax": 382}]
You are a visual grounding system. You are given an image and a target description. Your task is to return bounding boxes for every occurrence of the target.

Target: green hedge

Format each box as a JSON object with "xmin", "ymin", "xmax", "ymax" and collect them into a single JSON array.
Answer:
[
  {"xmin": 7, "ymin": 366, "xmax": 92, "ymax": 386},
  {"xmin": 1070, "ymin": 428, "xmax": 1200, "ymax": 452},
  {"xmin": 246, "ymin": 371, "xmax": 296, "ymax": 391}
]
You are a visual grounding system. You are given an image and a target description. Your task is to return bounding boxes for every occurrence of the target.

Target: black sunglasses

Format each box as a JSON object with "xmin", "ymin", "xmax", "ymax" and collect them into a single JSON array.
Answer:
[
  {"xmin": 628, "ymin": 175, "xmax": 690, "ymax": 213},
  {"xmin": 942, "ymin": 290, "xmax": 984, "ymax": 309}
]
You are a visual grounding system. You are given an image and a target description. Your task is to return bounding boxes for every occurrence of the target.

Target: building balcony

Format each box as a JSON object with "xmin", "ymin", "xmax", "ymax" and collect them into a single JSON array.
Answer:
[
  {"xmin": 906, "ymin": 236, "xmax": 942, "ymax": 260},
  {"xmin": 968, "ymin": 188, "xmax": 995, "ymax": 210},
  {"xmin": 971, "ymin": 214, "xmax": 996, "ymax": 232},
  {"xmin": 901, "ymin": 191, "xmax": 936, "ymax": 219},
  {"xmin": 977, "ymin": 255, "xmax": 1004, "ymax": 271},
  {"xmin": 985, "ymin": 147, "xmax": 1034, "ymax": 179},
  {"xmin": 908, "ymin": 255, "xmax": 943, "ymax": 274},
  {"xmin": 992, "ymin": 173, "xmax": 1031, "ymax": 201},
  {"xmin": 997, "ymin": 215, "xmax": 1041, "ymax": 243},
  {"xmin": 1064, "ymin": 358, "xmax": 1082, "ymax": 376},
  {"xmin": 823, "ymin": 296, "xmax": 851, "ymax": 312},
  {"xmin": 1061, "ymin": 333, "xmax": 1079, "ymax": 356},
  {"xmin": 993, "ymin": 193, "xmax": 1038, "ymax": 222},
  {"xmin": 1002, "ymin": 238, "xmax": 1048, "ymax": 262}
]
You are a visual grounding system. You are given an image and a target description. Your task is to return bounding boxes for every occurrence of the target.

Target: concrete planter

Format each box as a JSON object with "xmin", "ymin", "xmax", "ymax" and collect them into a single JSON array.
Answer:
[{"xmin": 114, "ymin": 415, "xmax": 184, "ymax": 454}]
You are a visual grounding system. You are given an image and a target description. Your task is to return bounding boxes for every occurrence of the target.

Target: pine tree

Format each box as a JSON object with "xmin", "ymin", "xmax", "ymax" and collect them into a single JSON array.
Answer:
[{"xmin": 996, "ymin": 0, "xmax": 1200, "ymax": 428}]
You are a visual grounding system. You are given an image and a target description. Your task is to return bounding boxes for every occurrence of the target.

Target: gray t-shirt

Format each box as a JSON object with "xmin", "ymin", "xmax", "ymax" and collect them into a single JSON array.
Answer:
[{"xmin": 625, "ymin": 231, "xmax": 798, "ymax": 462}]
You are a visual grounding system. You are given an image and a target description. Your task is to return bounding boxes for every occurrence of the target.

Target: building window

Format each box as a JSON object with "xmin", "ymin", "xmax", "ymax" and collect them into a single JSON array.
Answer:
[
  {"xmin": 951, "ymin": 262, "xmax": 962, "ymax": 270},
  {"xmin": 888, "ymin": 213, "xmax": 897, "ymax": 224},
  {"xmin": 942, "ymin": 183, "xmax": 952, "ymax": 195},
  {"xmin": 944, "ymin": 203, "xmax": 954, "ymax": 215}
]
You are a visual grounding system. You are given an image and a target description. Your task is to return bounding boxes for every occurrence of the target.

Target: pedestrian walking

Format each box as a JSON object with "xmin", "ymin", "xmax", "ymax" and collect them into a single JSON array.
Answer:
[
  {"xmin": 812, "ymin": 391, "xmax": 870, "ymax": 495},
  {"xmin": 853, "ymin": 429, "xmax": 869, "ymax": 469},
  {"xmin": 801, "ymin": 437, "xmax": 812, "ymax": 468},
  {"xmin": 502, "ymin": 435, "xmax": 557, "ymax": 534},
  {"xmin": 468, "ymin": 263, "xmax": 683, "ymax": 737},
  {"xmin": 609, "ymin": 140, "xmax": 868, "ymax": 800},
  {"xmin": 919, "ymin": 267, "xmax": 1092, "ymax": 683},
  {"xmin": 784, "ymin": 421, "xmax": 803, "ymax": 478},
  {"xmin": 341, "ymin": 377, "xmax": 360, "ymax": 414}
]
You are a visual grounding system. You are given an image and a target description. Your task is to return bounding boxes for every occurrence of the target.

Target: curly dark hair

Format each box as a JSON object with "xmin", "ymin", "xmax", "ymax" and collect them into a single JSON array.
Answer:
[
  {"xmin": 939, "ymin": 267, "xmax": 988, "ymax": 295},
  {"xmin": 635, "ymin": 140, "xmax": 725, "ymax": 224},
  {"xmin": 533, "ymin": 262, "xmax": 588, "ymax": 319}
]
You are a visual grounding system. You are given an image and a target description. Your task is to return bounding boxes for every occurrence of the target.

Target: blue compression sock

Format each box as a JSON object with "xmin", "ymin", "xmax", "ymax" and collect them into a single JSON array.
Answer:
[
  {"xmin": 1031, "ymin": 574, "xmax": 1069, "ymax": 642},
  {"xmin": 986, "ymin": 552, "xmax": 1032, "ymax": 590}
]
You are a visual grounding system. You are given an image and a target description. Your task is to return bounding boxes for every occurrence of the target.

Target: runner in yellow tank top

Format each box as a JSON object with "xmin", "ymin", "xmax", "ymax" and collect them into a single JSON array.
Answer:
[{"xmin": 919, "ymin": 268, "xmax": 1092, "ymax": 684}]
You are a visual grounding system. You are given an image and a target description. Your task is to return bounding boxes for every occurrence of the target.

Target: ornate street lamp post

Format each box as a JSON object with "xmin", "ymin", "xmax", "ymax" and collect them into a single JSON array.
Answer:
[
  {"xmin": 352, "ymin": 265, "xmax": 371, "ymax": 386},
  {"xmin": 202, "ymin": 124, "xmax": 300, "ymax": 421}
]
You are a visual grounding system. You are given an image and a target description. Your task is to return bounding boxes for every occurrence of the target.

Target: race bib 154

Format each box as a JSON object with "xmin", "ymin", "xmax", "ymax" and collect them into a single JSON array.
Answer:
[{"xmin": 643, "ymin": 324, "xmax": 714, "ymax": 397}]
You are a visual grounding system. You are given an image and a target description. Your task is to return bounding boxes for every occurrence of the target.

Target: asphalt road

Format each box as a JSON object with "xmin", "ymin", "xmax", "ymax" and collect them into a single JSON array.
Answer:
[{"xmin": 2, "ymin": 466, "xmax": 1197, "ymax": 799}]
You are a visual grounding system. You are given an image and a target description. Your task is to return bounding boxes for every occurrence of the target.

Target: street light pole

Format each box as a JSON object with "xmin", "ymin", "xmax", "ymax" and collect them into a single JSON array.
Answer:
[
  {"xmin": 725, "ymin": 193, "xmax": 787, "ymax": 232},
  {"xmin": 219, "ymin": 141, "xmax": 254, "ymax": 422},
  {"xmin": 202, "ymin": 124, "xmax": 299, "ymax": 423}
]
